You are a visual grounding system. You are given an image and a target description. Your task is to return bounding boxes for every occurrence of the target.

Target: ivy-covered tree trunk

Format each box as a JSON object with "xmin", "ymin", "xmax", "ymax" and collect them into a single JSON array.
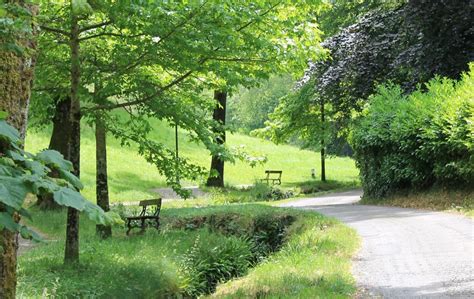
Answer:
[
  {"xmin": 95, "ymin": 115, "xmax": 111, "ymax": 238},
  {"xmin": 206, "ymin": 91, "xmax": 227, "ymax": 188},
  {"xmin": 0, "ymin": 2, "xmax": 38, "ymax": 297},
  {"xmin": 64, "ymin": 12, "xmax": 81, "ymax": 265},
  {"xmin": 37, "ymin": 97, "xmax": 72, "ymax": 210},
  {"xmin": 320, "ymin": 99, "xmax": 326, "ymax": 182}
]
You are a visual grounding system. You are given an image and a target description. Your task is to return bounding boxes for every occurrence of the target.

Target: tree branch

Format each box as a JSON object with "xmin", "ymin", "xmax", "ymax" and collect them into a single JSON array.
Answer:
[
  {"xmin": 79, "ymin": 20, "xmax": 113, "ymax": 33},
  {"xmin": 78, "ymin": 32, "xmax": 144, "ymax": 42},
  {"xmin": 88, "ymin": 1, "xmax": 282, "ymax": 112},
  {"xmin": 207, "ymin": 57, "xmax": 269, "ymax": 63},
  {"xmin": 40, "ymin": 25, "xmax": 70, "ymax": 37}
]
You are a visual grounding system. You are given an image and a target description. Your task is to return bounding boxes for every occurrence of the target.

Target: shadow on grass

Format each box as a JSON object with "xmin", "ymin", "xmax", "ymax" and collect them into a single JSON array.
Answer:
[{"xmin": 19, "ymin": 254, "xmax": 186, "ymax": 298}]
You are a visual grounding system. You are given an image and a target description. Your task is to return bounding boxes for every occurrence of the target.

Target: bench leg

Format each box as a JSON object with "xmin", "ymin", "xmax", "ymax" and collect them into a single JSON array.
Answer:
[
  {"xmin": 126, "ymin": 220, "xmax": 132, "ymax": 236},
  {"xmin": 139, "ymin": 219, "xmax": 146, "ymax": 234}
]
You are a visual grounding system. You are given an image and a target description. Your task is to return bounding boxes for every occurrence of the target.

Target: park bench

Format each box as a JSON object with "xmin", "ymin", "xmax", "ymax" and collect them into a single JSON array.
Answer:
[
  {"xmin": 260, "ymin": 170, "xmax": 282, "ymax": 185},
  {"xmin": 125, "ymin": 198, "xmax": 162, "ymax": 235}
]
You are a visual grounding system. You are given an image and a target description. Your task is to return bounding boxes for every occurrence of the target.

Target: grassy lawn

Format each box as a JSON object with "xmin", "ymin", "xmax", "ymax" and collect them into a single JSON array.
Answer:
[
  {"xmin": 25, "ymin": 115, "xmax": 359, "ymax": 203},
  {"xmin": 361, "ymin": 189, "xmax": 474, "ymax": 218},
  {"xmin": 18, "ymin": 204, "xmax": 359, "ymax": 298}
]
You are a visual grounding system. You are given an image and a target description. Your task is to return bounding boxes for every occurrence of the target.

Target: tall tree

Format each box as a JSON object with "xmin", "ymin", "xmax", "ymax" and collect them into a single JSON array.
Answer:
[
  {"xmin": 0, "ymin": 1, "xmax": 113, "ymax": 295},
  {"xmin": 262, "ymin": 0, "xmax": 473, "ymax": 178},
  {"xmin": 36, "ymin": 97, "xmax": 71, "ymax": 210},
  {"xmin": 199, "ymin": 1, "xmax": 325, "ymax": 186},
  {"xmin": 95, "ymin": 113, "xmax": 111, "ymax": 238},
  {"xmin": 206, "ymin": 91, "xmax": 227, "ymax": 187},
  {"xmin": 0, "ymin": 1, "xmax": 38, "ymax": 296},
  {"xmin": 256, "ymin": 78, "xmax": 334, "ymax": 181},
  {"xmin": 306, "ymin": 0, "xmax": 474, "ymax": 125}
]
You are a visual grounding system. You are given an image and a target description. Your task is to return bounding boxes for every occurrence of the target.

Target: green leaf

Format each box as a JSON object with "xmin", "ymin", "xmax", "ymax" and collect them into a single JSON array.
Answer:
[
  {"xmin": 58, "ymin": 169, "xmax": 84, "ymax": 190},
  {"xmin": 19, "ymin": 225, "xmax": 43, "ymax": 242},
  {"xmin": 83, "ymin": 201, "xmax": 106, "ymax": 224},
  {"xmin": 0, "ymin": 176, "xmax": 29, "ymax": 209},
  {"xmin": 7, "ymin": 150, "xmax": 25, "ymax": 162},
  {"xmin": 72, "ymin": 0, "xmax": 93, "ymax": 15},
  {"xmin": 0, "ymin": 212, "xmax": 19, "ymax": 232},
  {"xmin": 0, "ymin": 111, "xmax": 8, "ymax": 120},
  {"xmin": 27, "ymin": 176, "xmax": 59, "ymax": 194},
  {"xmin": 36, "ymin": 150, "xmax": 73, "ymax": 171},
  {"xmin": 24, "ymin": 160, "xmax": 49, "ymax": 176},
  {"xmin": 0, "ymin": 120, "xmax": 20, "ymax": 144},
  {"xmin": 104, "ymin": 211, "xmax": 125, "ymax": 225},
  {"xmin": 0, "ymin": 164, "xmax": 16, "ymax": 176},
  {"xmin": 53, "ymin": 187, "xmax": 86, "ymax": 211}
]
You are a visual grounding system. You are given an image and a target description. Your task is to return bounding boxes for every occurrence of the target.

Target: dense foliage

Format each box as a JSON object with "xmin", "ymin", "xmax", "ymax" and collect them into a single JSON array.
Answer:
[
  {"xmin": 257, "ymin": 77, "xmax": 333, "ymax": 150},
  {"xmin": 351, "ymin": 66, "xmax": 474, "ymax": 198},
  {"xmin": 316, "ymin": 0, "xmax": 404, "ymax": 38},
  {"xmin": 305, "ymin": 0, "xmax": 473, "ymax": 124},
  {"xmin": 227, "ymin": 75, "xmax": 294, "ymax": 133},
  {"xmin": 0, "ymin": 115, "xmax": 114, "ymax": 244},
  {"xmin": 30, "ymin": 0, "xmax": 326, "ymax": 195}
]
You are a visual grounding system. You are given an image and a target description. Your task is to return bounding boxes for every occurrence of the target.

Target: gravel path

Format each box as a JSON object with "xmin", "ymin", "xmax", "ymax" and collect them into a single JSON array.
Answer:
[
  {"xmin": 150, "ymin": 186, "xmax": 209, "ymax": 199},
  {"xmin": 281, "ymin": 190, "xmax": 474, "ymax": 298}
]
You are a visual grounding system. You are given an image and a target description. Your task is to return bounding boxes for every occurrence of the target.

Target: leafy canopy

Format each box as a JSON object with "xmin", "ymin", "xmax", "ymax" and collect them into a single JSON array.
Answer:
[{"xmin": 31, "ymin": 0, "xmax": 327, "ymax": 195}]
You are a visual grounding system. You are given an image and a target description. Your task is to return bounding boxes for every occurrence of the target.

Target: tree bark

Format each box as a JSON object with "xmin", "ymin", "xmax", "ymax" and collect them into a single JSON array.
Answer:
[
  {"xmin": 0, "ymin": 2, "xmax": 38, "ymax": 297},
  {"xmin": 64, "ymin": 11, "xmax": 81, "ymax": 265},
  {"xmin": 37, "ymin": 97, "xmax": 72, "ymax": 210},
  {"xmin": 206, "ymin": 91, "xmax": 227, "ymax": 188},
  {"xmin": 320, "ymin": 99, "xmax": 326, "ymax": 182},
  {"xmin": 95, "ymin": 115, "xmax": 112, "ymax": 238}
]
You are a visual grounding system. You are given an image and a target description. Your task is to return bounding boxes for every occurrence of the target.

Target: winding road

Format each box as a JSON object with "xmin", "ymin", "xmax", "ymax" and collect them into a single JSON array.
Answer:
[{"xmin": 281, "ymin": 190, "xmax": 474, "ymax": 298}]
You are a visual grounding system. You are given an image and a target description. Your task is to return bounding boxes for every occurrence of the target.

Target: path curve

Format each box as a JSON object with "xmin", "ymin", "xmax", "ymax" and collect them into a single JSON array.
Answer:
[{"xmin": 281, "ymin": 190, "xmax": 474, "ymax": 298}]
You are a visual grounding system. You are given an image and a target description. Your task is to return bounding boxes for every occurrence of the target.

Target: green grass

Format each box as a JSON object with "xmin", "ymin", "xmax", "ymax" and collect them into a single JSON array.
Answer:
[
  {"xmin": 209, "ymin": 210, "xmax": 359, "ymax": 298},
  {"xmin": 18, "ymin": 204, "xmax": 359, "ymax": 298},
  {"xmin": 25, "ymin": 115, "xmax": 359, "ymax": 203}
]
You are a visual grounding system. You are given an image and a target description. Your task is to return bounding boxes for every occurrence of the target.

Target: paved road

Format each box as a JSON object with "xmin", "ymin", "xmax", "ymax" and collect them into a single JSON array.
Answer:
[{"xmin": 281, "ymin": 190, "xmax": 474, "ymax": 298}]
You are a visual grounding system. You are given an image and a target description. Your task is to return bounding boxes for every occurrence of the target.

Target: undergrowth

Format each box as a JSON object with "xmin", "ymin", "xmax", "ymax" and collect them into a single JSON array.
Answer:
[{"xmin": 18, "ymin": 205, "xmax": 358, "ymax": 298}]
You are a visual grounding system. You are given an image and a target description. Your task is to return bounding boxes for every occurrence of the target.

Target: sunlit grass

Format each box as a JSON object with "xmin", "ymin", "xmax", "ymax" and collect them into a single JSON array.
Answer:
[
  {"xmin": 18, "ymin": 204, "xmax": 359, "ymax": 298},
  {"xmin": 25, "ymin": 115, "xmax": 359, "ymax": 203}
]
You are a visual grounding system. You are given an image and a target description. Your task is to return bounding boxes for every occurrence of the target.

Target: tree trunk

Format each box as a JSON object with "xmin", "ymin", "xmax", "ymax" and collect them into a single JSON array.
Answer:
[
  {"xmin": 320, "ymin": 99, "xmax": 326, "ymax": 182},
  {"xmin": 64, "ymin": 12, "xmax": 81, "ymax": 265},
  {"xmin": 37, "ymin": 97, "xmax": 72, "ymax": 210},
  {"xmin": 0, "ymin": 2, "xmax": 38, "ymax": 297},
  {"xmin": 95, "ymin": 115, "xmax": 112, "ymax": 238},
  {"xmin": 206, "ymin": 91, "xmax": 227, "ymax": 188}
]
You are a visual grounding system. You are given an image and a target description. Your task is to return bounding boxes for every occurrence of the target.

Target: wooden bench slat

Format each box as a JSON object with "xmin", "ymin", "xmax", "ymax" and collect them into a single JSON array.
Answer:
[{"xmin": 139, "ymin": 199, "xmax": 162, "ymax": 206}]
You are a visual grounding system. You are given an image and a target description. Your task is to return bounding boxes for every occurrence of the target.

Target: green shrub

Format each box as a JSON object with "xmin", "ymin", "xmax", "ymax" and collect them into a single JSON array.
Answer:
[
  {"xmin": 250, "ymin": 182, "xmax": 273, "ymax": 200},
  {"xmin": 351, "ymin": 64, "xmax": 474, "ymax": 197},
  {"xmin": 183, "ymin": 232, "xmax": 253, "ymax": 296},
  {"xmin": 250, "ymin": 182, "xmax": 294, "ymax": 201}
]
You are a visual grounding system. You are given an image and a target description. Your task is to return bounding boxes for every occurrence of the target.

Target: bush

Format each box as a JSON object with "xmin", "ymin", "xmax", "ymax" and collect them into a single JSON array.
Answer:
[
  {"xmin": 351, "ymin": 64, "xmax": 474, "ymax": 198},
  {"xmin": 250, "ymin": 182, "xmax": 294, "ymax": 201},
  {"xmin": 183, "ymin": 233, "xmax": 253, "ymax": 296}
]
